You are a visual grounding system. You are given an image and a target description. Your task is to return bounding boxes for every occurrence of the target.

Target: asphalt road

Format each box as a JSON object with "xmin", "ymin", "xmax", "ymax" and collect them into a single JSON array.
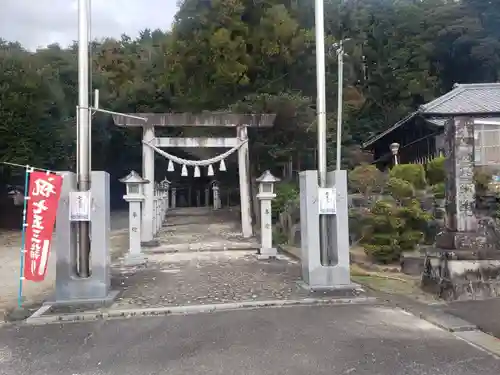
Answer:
[
  {"xmin": 446, "ymin": 298, "xmax": 500, "ymax": 339},
  {"xmin": 0, "ymin": 304, "xmax": 498, "ymax": 375}
]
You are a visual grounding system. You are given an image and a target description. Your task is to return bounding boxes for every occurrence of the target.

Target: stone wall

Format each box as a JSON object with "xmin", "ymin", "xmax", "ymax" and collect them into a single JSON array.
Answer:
[{"xmin": 421, "ymin": 118, "xmax": 500, "ymax": 301}]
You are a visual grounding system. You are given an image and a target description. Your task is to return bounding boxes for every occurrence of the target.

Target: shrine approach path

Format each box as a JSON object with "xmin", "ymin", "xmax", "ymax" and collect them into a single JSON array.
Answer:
[{"xmin": 147, "ymin": 207, "xmax": 260, "ymax": 253}]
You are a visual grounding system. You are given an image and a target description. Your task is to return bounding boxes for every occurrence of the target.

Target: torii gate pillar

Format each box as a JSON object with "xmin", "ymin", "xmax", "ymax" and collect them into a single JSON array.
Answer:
[
  {"xmin": 142, "ymin": 125, "xmax": 156, "ymax": 244},
  {"xmin": 238, "ymin": 125, "xmax": 252, "ymax": 237}
]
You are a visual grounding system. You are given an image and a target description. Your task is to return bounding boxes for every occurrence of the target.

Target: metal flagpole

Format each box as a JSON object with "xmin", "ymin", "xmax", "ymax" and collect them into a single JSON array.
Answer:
[
  {"xmin": 315, "ymin": 0, "xmax": 330, "ymax": 265},
  {"xmin": 336, "ymin": 40, "xmax": 344, "ymax": 171},
  {"xmin": 77, "ymin": 0, "xmax": 91, "ymax": 277},
  {"xmin": 17, "ymin": 166, "xmax": 31, "ymax": 307}
]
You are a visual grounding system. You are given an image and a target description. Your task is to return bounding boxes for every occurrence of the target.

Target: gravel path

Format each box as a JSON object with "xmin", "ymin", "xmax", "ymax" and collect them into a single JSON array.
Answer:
[{"xmin": 0, "ymin": 211, "xmax": 129, "ymax": 319}]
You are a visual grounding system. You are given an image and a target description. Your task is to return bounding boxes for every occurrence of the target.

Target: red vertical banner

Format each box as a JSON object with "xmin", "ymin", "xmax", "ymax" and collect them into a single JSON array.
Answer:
[{"xmin": 24, "ymin": 171, "xmax": 63, "ymax": 282}]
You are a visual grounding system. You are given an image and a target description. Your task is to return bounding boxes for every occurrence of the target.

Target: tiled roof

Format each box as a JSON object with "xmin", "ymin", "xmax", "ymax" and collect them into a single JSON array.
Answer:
[
  {"xmin": 363, "ymin": 83, "xmax": 500, "ymax": 148},
  {"xmin": 426, "ymin": 117, "xmax": 500, "ymax": 127},
  {"xmin": 420, "ymin": 83, "xmax": 500, "ymax": 114}
]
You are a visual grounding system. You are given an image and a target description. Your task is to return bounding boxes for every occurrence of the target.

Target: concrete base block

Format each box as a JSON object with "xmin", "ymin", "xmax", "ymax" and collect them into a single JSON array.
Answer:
[
  {"xmin": 259, "ymin": 247, "xmax": 277, "ymax": 259},
  {"xmin": 45, "ymin": 290, "xmax": 119, "ymax": 307},
  {"xmin": 54, "ymin": 171, "xmax": 115, "ymax": 306},
  {"xmin": 298, "ymin": 280, "xmax": 363, "ymax": 294},
  {"xmin": 302, "ymin": 264, "xmax": 353, "ymax": 290},
  {"xmin": 257, "ymin": 254, "xmax": 277, "ymax": 260},
  {"xmin": 299, "ymin": 170, "xmax": 352, "ymax": 289}
]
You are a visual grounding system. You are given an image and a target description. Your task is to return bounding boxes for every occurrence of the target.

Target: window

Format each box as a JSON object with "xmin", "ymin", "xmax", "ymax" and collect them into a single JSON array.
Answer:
[{"xmin": 474, "ymin": 123, "xmax": 500, "ymax": 166}]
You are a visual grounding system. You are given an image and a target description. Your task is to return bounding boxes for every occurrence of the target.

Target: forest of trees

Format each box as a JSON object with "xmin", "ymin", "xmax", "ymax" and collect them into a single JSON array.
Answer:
[{"xmin": 0, "ymin": 0, "xmax": 499, "ymax": 187}]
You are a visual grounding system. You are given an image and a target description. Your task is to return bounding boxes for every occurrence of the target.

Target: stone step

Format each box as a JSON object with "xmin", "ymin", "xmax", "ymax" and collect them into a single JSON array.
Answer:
[{"xmin": 143, "ymin": 241, "xmax": 260, "ymax": 253}]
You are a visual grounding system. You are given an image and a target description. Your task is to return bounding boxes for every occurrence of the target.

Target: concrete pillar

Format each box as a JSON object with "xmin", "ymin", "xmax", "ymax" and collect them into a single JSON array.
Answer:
[
  {"xmin": 157, "ymin": 186, "xmax": 162, "ymax": 233},
  {"xmin": 54, "ymin": 171, "xmax": 116, "ymax": 304},
  {"xmin": 158, "ymin": 188, "xmax": 163, "ymax": 231},
  {"xmin": 238, "ymin": 125, "xmax": 252, "ymax": 237},
  {"xmin": 196, "ymin": 189, "xmax": 201, "ymax": 207},
  {"xmin": 152, "ymin": 187, "xmax": 157, "ymax": 237},
  {"xmin": 142, "ymin": 125, "xmax": 155, "ymax": 244},
  {"xmin": 161, "ymin": 189, "xmax": 168, "ymax": 216},
  {"xmin": 205, "ymin": 187, "xmax": 210, "ymax": 207},
  {"xmin": 299, "ymin": 170, "xmax": 354, "ymax": 290},
  {"xmin": 213, "ymin": 184, "xmax": 221, "ymax": 210},
  {"xmin": 171, "ymin": 187, "xmax": 177, "ymax": 209},
  {"xmin": 155, "ymin": 193, "xmax": 158, "ymax": 233}
]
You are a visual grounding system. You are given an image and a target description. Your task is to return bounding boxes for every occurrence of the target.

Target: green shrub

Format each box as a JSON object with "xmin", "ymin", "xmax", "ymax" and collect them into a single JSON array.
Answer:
[
  {"xmin": 272, "ymin": 182, "xmax": 299, "ymax": 221},
  {"xmin": 386, "ymin": 177, "xmax": 415, "ymax": 201},
  {"xmin": 430, "ymin": 183, "xmax": 445, "ymax": 199},
  {"xmin": 389, "ymin": 164, "xmax": 427, "ymax": 189},
  {"xmin": 348, "ymin": 164, "xmax": 386, "ymax": 196},
  {"xmin": 360, "ymin": 198, "xmax": 432, "ymax": 264},
  {"xmin": 272, "ymin": 226, "xmax": 288, "ymax": 246},
  {"xmin": 474, "ymin": 168, "xmax": 492, "ymax": 193},
  {"xmin": 426, "ymin": 156, "xmax": 445, "ymax": 185}
]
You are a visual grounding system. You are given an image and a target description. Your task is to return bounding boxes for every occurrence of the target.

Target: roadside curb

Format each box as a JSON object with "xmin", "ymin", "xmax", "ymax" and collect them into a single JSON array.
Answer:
[
  {"xmin": 372, "ymin": 290, "xmax": 500, "ymax": 357},
  {"xmin": 374, "ymin": 292, "xmax": 477, "ymax": 332},
  {"xmin": 24, "ymin": 296, "xmax": 378, "ymax": 325}
]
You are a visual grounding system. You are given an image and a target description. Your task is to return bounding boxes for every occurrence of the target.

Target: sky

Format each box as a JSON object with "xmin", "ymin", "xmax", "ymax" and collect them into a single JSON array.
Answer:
[{"xmin": 0, "ymin": 0, "xmax": 178, "ymax": 50}]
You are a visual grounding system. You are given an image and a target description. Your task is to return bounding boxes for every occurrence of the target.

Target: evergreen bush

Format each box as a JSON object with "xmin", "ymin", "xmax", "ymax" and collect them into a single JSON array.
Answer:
[
  {"xmin": 389, "ymin": 164, "xmax": 427, "ymax": 189},
  {"xmin": 426, "ymin": 156, "xmax": 446, "ymax": 185},
  {"xmin": 430, "ymin": 183, "xmax": 445, "ymax": 199},
  {"xmin": 360, "ymin": 179, "xmax": 432, "ymax": 263},
  {"xmin": 348, "ymin": 164, "xmax": 386, "ymax": 196}
]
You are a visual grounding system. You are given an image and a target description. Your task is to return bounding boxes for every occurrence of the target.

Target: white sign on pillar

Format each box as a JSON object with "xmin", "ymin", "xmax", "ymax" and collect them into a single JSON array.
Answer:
[
  {"xmin": 318, "ymin": 187, "xmax": 337, "ymax": 215},
  {"xmin": 69, "ymin": 191, "xmax": 92, "ymax": 221}
]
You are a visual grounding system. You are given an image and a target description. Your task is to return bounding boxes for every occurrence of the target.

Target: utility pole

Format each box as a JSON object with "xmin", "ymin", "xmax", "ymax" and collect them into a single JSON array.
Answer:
[
  {"xmin": 336, "ymin": 40, "xmax": 344, "ymax": 171},
  {"xmin": 77, "ymin": 0, "xmax": 91, "ymax": 277},
  {"xmin": 314, "ymin": 0, "xmax": 330, "ymax": 265}
]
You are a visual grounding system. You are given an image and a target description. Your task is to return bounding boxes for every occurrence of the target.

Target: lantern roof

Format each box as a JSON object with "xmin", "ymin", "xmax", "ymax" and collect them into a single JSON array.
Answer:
[
  {"xmin": 119, "ymin": 170, "xmax": 149, "ymax": 184},
  {"xmin": 256, "ymin": 170, "xmax": 280, "ymax": 183}
]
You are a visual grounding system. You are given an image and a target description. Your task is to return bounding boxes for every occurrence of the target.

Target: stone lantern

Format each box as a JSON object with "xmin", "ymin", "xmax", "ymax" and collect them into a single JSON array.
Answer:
[
  {"xmin": 256, "ymin": 170, "xmax": 280, "ymax": 259},
  {"xmin": 212, "ymin": 180, "xmax": 221, "ymax": 210},
  {"xmin": 120, "ymin": 170, "xmax": 149, "ymax": 265},
  {"xmin": 160, "ymin": 178, "xmax": 170, "ymax": 210},
  {"xmin": 390, "ymin": 142, "xmax": 400, "ymax": 165}
]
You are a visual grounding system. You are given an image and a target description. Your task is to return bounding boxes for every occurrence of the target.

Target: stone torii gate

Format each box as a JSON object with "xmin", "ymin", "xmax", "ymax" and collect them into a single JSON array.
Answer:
[{"xmin": 113, "ymin": 113, "xmax": 276, "ymax": 244}]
